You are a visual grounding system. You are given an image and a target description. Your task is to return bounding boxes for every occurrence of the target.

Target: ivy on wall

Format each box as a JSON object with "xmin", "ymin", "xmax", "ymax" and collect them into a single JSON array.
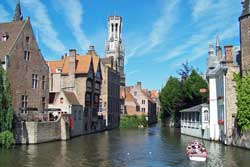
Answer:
[
  {"xmin": 234, "ymin": 73, "xmax": 250, "ymax": 132},
  {"xmin": 0, "ymin": 65, "xmax": 15, "ymax": 148}
]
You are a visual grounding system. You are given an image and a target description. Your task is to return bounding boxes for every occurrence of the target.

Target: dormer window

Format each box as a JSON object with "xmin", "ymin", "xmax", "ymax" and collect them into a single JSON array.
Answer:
[
  {"xmin": 1, "ymin": 32, "xmax": 9, "ymax": 42},
  {"xmin": 56, "ymin": 68, "xmax": 62, "ymax": 73}
]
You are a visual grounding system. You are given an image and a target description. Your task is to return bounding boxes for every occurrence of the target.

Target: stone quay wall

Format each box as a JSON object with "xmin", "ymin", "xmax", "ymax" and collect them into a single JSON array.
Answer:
[
  {"xmin": 229, "ymin": 128, "xmax": 250, "ymax": 149},
  {"xmin": 14, "ymin": 115, "xmax": 70, "ymax": 144}
]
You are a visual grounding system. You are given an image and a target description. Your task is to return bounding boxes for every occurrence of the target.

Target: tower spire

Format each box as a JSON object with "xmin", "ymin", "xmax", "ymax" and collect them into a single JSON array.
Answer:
[
  {"xmin": 216, "ymin": 35, "xmax": 222, "ymax": 60},
  {"xmin": 13, "ymin": 0, "xmax": 23, "ymax": 22},
  {"xmin": 216, "ymin": 35, "xmax": 220, "ymax": 47}
]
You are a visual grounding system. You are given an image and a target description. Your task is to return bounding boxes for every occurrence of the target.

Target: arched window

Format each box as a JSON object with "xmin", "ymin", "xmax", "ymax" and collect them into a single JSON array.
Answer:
[
  {"xmin": 111, "ymin": 24, "xmax": 114, "ymax": 32},
  {"xmin": 115, "ymin": 23, "xmax": 118, "ymax": 32},
  {"xmin": 204, "ymin": 110, "xmax": 209, "ymax": 122}
]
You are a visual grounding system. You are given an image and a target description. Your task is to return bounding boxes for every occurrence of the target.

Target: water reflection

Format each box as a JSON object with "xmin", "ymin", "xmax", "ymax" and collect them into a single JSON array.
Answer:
[{"xmin": 0, "ymin": 125, "xmax": 250, "ymax": 167}]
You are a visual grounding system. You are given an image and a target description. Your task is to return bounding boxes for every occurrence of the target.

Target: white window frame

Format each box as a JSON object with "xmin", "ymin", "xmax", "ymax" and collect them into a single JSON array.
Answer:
[{"xmin": 32, "ymin": 74, "xmax": 38, "ymax": 89}]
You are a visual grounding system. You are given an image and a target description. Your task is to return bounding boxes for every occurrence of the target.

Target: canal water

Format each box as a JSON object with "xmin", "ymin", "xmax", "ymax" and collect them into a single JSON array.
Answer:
[{"xmin": 1, "ymin": 124, "xmax": 250, "ymax": 167}]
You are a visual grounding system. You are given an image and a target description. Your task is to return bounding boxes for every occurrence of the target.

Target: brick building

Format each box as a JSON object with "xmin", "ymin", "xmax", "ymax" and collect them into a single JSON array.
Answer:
[
  {"xmin": 0, "ymin": 2, "xmax": 49, "ymax": 117},
  {"xmin": 239, "ymin": 0, "xmax": 250, "ymax": 75},
  {"xmin": 124, "ymin": 82, "xmax": 157, "ymax": 124},
  {"xmin": 99, "ymin": 57, "xmax": 120, "ymax": 129},
  {"xmin": 47, "ymin": 46, "xmax": 102, "ymax": 133}
]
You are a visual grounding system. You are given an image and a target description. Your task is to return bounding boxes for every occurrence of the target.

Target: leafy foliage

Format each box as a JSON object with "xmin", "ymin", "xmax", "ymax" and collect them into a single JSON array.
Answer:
[
  {"xmin": 234, "ymin": 73, "xmax": 250, "ymax": 132},
  {"xmin": 120, "ymin": 115, "xmax": 147, "ymax": 128},
  {"xmin": 0, "ymin": 130, "xmax": 15, "ymax": 149},
  {"xmin": 159, "ymin": 76, "xmax": 183, "ymax": 124},
  {"xmin": 182, "ymin": 70, "xmax": 208, "ymax": 108},
  {"xmin": 178, "ymin": 61, "xmax": 193, "ymax": 81},
  {"xmin": 160, "ymin": 63, "xmax": 208, "ymax": 126},
  {"xmin": 0, "ymin": 66, "xmax": 14, "ymax": 148}
]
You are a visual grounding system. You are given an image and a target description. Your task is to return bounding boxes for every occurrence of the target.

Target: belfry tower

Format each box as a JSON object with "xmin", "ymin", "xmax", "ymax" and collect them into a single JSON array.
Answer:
[
  {"xmin": 105, "ymin": 16, "xmax": 125, "ymax": 86},
  {"xmin": 239, "ymin": 0, "xmax": 250, "ymax": 75}
]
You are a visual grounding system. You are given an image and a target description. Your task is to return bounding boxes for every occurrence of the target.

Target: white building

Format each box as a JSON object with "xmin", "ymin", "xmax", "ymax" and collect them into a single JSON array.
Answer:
[
  {"xmin": 206, "ymin": 36, "xmax": 240, "ymax": 143},
  {"xmin": 180, "ymin": 104, "xmax": 209, "ymax": 139},
  {"xmin": 48, "ymin": 91, "xmax": 84, "ymax": 137}
]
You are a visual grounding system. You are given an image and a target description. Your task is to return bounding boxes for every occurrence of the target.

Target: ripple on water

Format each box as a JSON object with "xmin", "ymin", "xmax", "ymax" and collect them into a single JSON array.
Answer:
[{"xmin": 1, "ymin": 125, "xmax": 250, "ymax": 167}]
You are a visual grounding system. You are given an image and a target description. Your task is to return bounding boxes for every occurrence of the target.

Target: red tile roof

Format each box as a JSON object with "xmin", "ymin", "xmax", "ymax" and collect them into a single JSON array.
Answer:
[{"xmin": 47, "ymin": 50, "xmax": 101, "ymax": 75}]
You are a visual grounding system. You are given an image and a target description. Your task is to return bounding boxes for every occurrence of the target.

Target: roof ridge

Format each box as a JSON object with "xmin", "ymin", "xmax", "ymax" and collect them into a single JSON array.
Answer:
[{"xmin": 5, "ymin": 20, "xmax": 27, "ymax": 56}]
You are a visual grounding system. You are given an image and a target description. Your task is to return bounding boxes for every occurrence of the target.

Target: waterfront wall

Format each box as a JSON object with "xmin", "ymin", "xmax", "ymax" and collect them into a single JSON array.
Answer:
[
  {"xmin": 227, "ymin": 128, "xmax": 250, "ymax": 149},
  {"xmin": 14, "ymin": 115, "xmax": 70, "ymax": 144},
  {"xmin": 181, "ymin": 127, "xmax": 210, "ymax": 140}
]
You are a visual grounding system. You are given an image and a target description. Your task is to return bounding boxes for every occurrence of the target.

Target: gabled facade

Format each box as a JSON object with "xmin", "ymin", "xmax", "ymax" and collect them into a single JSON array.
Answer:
[
  {"xmin": 125, "ymin": 82, "xmax": 157, "ymax": 124},
  {"xmin": 149, "ymin": 90, "xmax": 161, "ymax": 113},
  {"xmin": 124, "ymin": 88, "xmax": 140, "ymax": 115},
  {"xmin": 0, "ymin": 5, "xmax": 49, "ymax": 117},
  {"xmin": 48, "ymin": 91, "xmax": 83, "ymax": 137},
  {"xmin": 47, "ymin": 46, "xmax": 102, "ymax": 133}
]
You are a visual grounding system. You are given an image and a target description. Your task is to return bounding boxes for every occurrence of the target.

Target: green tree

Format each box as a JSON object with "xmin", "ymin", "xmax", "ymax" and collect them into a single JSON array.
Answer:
[
  {"xmin": 160, "ymin": 65, "xmax": 208, "ymax": 127},
  {"xmin": 182, "ymin": 70, "xmax": 208, "ymax": 108},
  {"xmin": 234, "ymin": 73, "xmax": 250, "ymax": 132},
  {"xmin": 159, "ymin": 76, "xmax": 183, "ymax": 125},
  {"xmin": 0, "ymin": 65, "xmax": 14, "ymax": 148},
  {"xmin": 178, "ymin": 61, "xmax": 193, "ymax": 81}
]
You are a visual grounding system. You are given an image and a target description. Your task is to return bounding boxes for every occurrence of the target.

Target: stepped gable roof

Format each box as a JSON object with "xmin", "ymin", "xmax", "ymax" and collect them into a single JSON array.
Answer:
[
  {"xmin": 180, "ymin": 103, "xmax": 208, "ymax": 113},
  {"xmin": 78, "ymin": 49, "xmax": 101, "ymax": 74},
  {"xmin": 150, "ymin": 90, "xmax": 159, "ymax": 99},
  {"xmin": 92, "ymin": 55, "xmax": 99, "ymax": 73},
  {"xmin": 0, "ymin": 20, "xmax": 26, "ymax": 60},
  {"xmin": 125, "ymin": 89, "xmax": 139, "ymax": 106},
  {"xmin": 63, "ymin": 91, "xmax": 80, "ymax": 105},
  {"xmin": 142, "ymin": 89, "xmax": 155, "ymax": 103}
]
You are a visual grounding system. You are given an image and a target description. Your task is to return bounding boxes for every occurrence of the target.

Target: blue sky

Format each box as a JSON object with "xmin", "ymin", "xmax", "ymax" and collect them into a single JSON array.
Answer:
[{"xmin": 0, "ymin": 0, "xmax": 241, "ymax": 90}]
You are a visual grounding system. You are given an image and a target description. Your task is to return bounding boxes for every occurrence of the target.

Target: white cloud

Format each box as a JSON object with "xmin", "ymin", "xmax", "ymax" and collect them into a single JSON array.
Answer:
[
  {"xmin": 55, "ymin": 0, "xmax": 90, "ymax": 51},
  {"xmin": 155, "ymin": 0, "xmax": 240, "ymax": 65},
  {"xmin": 0, "ymin": 4, "xmax": 10, "ymax": 22},
  {"xmin": 127, "ymin": 70, "xmax": 139, "ymax": 76},
  {"xmin": 127, "ymin": 0, "xmax": 180, "ymax": 59},
  {"xmin": 22, "ymin": 0, "xmax": 67, "ymax": 55},
  {"xmin": 191, "ymin": 0, "xmax": 214, "ymax": 21}
]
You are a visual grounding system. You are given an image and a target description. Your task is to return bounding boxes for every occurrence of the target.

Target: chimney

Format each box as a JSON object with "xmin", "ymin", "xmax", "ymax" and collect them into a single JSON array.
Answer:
[
  {"xmin": 136, "ymin": 81, "xmax": 142, "ymax": 89},
  {"xmin": 217, "ymin": 47, "xmax": 222, "ymax": 61},
  {"xmin": 88, "ymin": 45, "xmax": 95, "ymax": 55},
  {"xmin": 69, "ymin": 49, "xmax": 76, "ymax": 74},
  {"xmin": 89, "ymin": 45, "xmax": 94, "ymax": 51},
  {"xmin": 224, "ymin": 45, "xmax": 233, "ymax": 66},
  {"xmin": 69, "ymin": 49, "xmax": 76, "ymax": 57},
  {"xmin": 216, "ymin": 35, "xmax": 222, "ymax": 60}
]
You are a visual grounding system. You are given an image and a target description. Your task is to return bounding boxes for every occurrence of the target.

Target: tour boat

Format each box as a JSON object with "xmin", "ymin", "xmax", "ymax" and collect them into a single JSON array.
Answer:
[{"xmin": 186, "ymin": 141, "xmax": 208, "ymax": 162}]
